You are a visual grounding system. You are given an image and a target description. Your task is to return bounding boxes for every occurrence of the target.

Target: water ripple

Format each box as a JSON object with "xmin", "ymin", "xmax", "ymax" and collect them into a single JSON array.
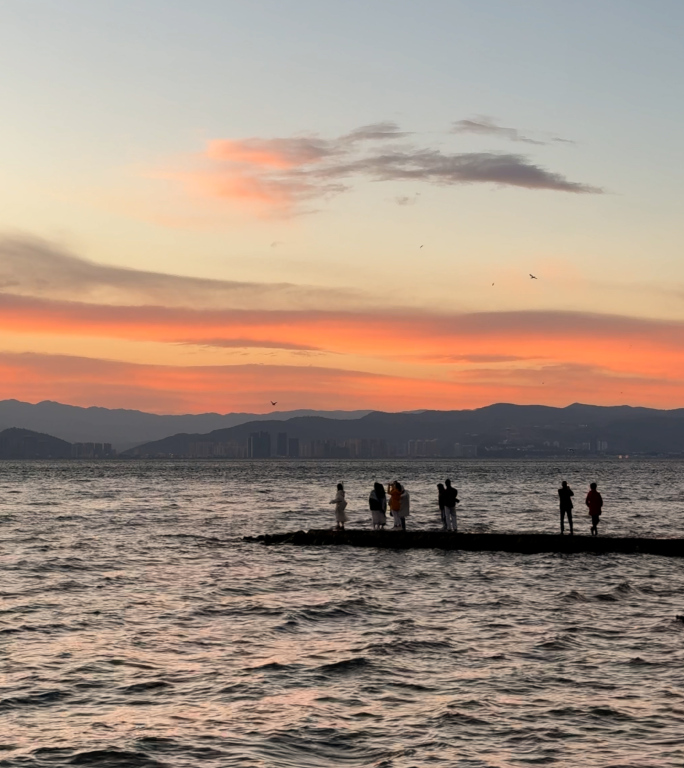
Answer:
[{"xmin": 1, "ymin": 459, "xmax": 684, "ymax": 767}]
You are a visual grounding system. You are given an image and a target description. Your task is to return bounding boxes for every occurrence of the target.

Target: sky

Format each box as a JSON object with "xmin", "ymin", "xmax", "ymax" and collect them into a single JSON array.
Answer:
[{"xmin": 1, "ymin": 0, "xmax": 683, "ymax": 414}]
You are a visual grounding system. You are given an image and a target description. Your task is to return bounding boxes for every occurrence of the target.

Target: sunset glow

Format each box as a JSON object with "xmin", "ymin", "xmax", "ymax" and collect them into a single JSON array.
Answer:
[{"xmin": 0, "ymin": 2, "xmax": 682, "ymax": 413}]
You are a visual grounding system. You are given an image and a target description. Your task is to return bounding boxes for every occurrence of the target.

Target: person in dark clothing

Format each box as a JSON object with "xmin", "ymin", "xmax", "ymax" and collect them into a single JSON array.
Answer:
[
  {"xmin": 586, "ymin": 482, "xmax": 603, "ymax": 536},
  {"xmin": 558, "ymin": 480, "xmax": 574, "ymax": 535},
  {"xmin": 397, "ymin": 482, "xmax": 410, "ymax": 530},
  {"xmin": 443, "ymin": 479, "xmax": 460, "ymax": 532},
  {"xmin": 437, "ymin": 483, "xmax": 446, "ymax": 530},
  {"xmin": 369, "ymin": 482, "xmax": 387, "ymax": 529}
]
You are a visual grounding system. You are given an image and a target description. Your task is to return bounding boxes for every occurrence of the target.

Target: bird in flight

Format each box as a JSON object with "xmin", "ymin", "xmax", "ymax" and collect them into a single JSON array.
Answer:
[
  {"xmin": 270, "ymin": 401, "xmax": 277, "ymax": 406},
  {"xmin": 529, "ymin": 274, "xmax": 538, "ymax": 279},
  {"xmin": 419, "ymin": 244, "xmax": 424, "ymax": 249}
]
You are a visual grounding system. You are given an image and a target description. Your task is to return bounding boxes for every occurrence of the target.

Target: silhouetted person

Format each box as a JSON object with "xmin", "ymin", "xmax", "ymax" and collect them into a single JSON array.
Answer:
[
  {"xmin": 388, "ymin": 481, "xmax": 402, "ymax": 529},
  {"xmin": 398, "ymin": 482, "xmax": 410, "ymax": 530},
  {"xmin": 369, "ymin": 482, "xmax": 387, "ymax": 530},
  {"xmin": 330, "ymin": 482, "xmax": 348, "ymax": 531},
  {"xmin": 586, "ymin": 482, "xmax": 603, "ymax": 536},
  {"xmin": 437, "ymin": 483, "xmax": 446, "ymax": 530},
  {"xmin": 558, "ymin": 480, "xmax": 574, "ymax": 535},
  {"xmin": 443, "ymin": 478, "xmax": 459, "ymax": 532}
]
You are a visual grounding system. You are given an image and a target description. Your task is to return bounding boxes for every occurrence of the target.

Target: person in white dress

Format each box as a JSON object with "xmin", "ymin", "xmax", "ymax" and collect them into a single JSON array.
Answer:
[
  {"xmin": 330, "ymin": 483, "xmax": 348, "ymax": 530},
  {"xmin": 398, "ymin": 484, "xmax": 410, "ymax": 530}
]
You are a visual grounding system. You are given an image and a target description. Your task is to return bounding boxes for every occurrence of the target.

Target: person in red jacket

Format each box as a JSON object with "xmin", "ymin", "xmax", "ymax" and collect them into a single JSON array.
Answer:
[{"xmin": 585, "ymin": 482, "xmax": 603, "ymax": 536}]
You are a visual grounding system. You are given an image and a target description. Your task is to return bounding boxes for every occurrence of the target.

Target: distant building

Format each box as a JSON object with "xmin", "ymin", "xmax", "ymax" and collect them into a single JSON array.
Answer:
[
  {"xmin": 407, "ymin": 439, "xmax": 440, "ymax": 457},
  {"xmin": 288, "ymin": 437, "xmax": 300, "ymax": 458},
  {"xmin": 187, "ymin": 440, "xmax": 246, "ymax": 458},
  {"xmin": 248, "ymin": 431, "xmax": 271, "ymax": 458},
  {"xmin": 453, "ymin": 443, "xmax": 478, "ymax": 458},
  {"xmin": 188, "ymin": 441, "xmax": 214, "ymax": 458},
  {"xmin": 276, "ymin": 432, "xmax": 288, "ymax": 456},
  {"xmin": 345, "ymin": 438, "xmax": 388, "ymax": 458},
  {"xmin": 71, "ymin": 442, "xmax": 116, "ymax": 459}
]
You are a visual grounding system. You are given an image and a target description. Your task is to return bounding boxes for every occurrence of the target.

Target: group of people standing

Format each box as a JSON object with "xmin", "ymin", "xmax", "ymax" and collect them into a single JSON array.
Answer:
[
  {"xmin": 331, "ymin": 478, "xmax": 605, "ymax": 535},
  {"xmin": 368, "ymin": 481, "xmax": 410, "ymax": 530},
  {"xmin": 331, "ymin": 478, "xmax": 459, "ymax": 532},
  {"xmin": 558, "ymin": 480, "xmax": 604, "ymax": 536}
]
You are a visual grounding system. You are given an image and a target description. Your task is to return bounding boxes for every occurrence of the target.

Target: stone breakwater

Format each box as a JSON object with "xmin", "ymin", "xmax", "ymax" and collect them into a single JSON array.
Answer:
[{"xmin": 245, "ymin": 529, "xmax": 684, "ymax": 557}]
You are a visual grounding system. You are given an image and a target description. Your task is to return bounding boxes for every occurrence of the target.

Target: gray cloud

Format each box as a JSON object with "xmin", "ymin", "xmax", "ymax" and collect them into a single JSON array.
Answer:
[
  {"xmin": 452, "ymin": 117, "xmax": 546, "ymax": 144},
  {"xmin": 453, "ymin": 117, "xmax": 544, "ymax": 144},
  {"xmin": 180, "ymin": 337, "xmax": 320, "ymax": 351},
  {"xmin": 194, "ymin": 121, "xmax": 600, "ymax": 215},
  {"xmin": 0, "ymin": 236, "xmax": 367, "ymax": 310},
  {"xmin": 340, "ymin": 121, "xmax": 408, "ymax": 143},
  {"xmin": 452, "ymin": 117, "xmax": 574, "ymax": 146},
  {"xmin": 319, "ymin": 149, "xmax": 600, "ymax": 193}
]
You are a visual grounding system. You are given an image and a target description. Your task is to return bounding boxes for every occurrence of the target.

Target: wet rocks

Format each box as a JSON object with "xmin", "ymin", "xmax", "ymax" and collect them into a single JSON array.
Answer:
[{"xmin": 244, "ymin": 530, "xmax": 684, "ymax": 557}]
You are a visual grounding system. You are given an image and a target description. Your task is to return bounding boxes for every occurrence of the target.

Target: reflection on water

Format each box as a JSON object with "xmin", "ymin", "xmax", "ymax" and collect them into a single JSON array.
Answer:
[{"xmin": 1, "ymin": 460, "xmax": 684, "ymax": 767}]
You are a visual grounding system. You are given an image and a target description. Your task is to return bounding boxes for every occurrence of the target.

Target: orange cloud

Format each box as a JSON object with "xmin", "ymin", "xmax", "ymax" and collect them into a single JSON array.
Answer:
[
  {"xmin": 206, "ymin": 137, "xmax": 330, "ymax": 168},
  {"xmin": 2, "ymin": 291, "xmax": 684, "ymax": 376},
  {"xmin": 3, "ymin": 292, "xmax": 684, "ymax": 409},
  {"xmin": 0, "ymin": 352, "xmax": 681, "ymax": 413}
]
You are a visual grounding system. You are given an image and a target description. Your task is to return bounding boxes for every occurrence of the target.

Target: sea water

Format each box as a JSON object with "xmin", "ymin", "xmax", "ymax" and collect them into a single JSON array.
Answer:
[{"xmin": 1, "ymin": 459, "xmax": 684, "ymax": 767}]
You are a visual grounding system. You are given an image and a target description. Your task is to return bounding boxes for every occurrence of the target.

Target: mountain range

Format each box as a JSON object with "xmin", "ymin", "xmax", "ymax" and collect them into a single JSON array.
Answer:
[
  {"xmin": 124, "ymin": 403, "xmax": 684, "ymax": 458},
  {"xmin": 3, "ymin": 400, "xmax": 684, "ymax": 458},
  {"xmin": 0, "ymin": 399, "xmax": 372, "ymax": 450}
]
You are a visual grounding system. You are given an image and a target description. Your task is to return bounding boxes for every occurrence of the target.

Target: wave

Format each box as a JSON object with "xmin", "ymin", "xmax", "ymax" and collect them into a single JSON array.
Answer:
[
  {"xmin": 247, "ymin": 661, "xmax": 302, "ymax": 674},
  {"xmin": 119, "ymin": 680, "xmax": 172, "ymax": 694},
  {"xmin": 68, "ymin": 749, "xmax": 167, "ymax": 767},
  {"xmin": 0, "ymin": 622, "xmax": 70, "ymax": 635},
  {"xmin": 366, "ymin": 638, "xmax": 453, "ymax": 653},
  {"xmin": 561, "ymin": 589, "xmax": 592, "ymax": 602},
  {"xmin": 0, "ymin": 689, "xmax": 70, "ymax": 712},
  {"xmin": 315, "ymin": 656, "xmax": 371, "ymax": 675},
  {"xmin": 253, "ymin": 726, "xmax": 387, "ymax": 768},
  {"xmin": 436, "ymin": 709, "xmax": 489, "ymax": 725}
]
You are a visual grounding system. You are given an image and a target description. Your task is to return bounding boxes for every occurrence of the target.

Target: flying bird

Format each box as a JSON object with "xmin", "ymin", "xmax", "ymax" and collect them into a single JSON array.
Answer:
[
  {"xmin": 529, "ymin": 274, "xmax": 538, "ymax": 279},
  {"xmin": 419, "ymin": 244, "xmax": 424, "ymax": 249},
  {"xmin": 270, "ymin": 401, "xmax": 277, "ymax": 406}
]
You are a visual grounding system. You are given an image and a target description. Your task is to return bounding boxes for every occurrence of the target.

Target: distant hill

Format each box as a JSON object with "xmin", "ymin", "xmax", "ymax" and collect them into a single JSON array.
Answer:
[
  {"xmin": 0, "ymin": 427, "xmax": 72, "ymax": 459},
  {"xmin": 0, "ymin": 399, "xmax": 372, "ymax": 451},
  {"xmin": 123, "ymin": 403, "xmax": 684, "ymax": 458}
]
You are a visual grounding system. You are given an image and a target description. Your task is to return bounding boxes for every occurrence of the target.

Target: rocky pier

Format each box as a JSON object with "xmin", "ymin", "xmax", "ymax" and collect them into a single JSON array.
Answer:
[{"xmin": 244, "ymin": 529, "xmax": 684, "ymax": 557}]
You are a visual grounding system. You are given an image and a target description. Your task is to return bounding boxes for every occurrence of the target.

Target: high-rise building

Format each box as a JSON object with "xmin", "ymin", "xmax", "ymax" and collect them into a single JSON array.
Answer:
[
  {"xmin": 288, "ymin": 438, "xmax": 300, "ymax": 458},
  {"xmin": 248, "ymin": 431, "xmax": 271, "ymax": 458},
  {"xmin": 407, "ymin": 439, "xmax": 440, "ymax": 457},
  {"xmin": 276, "ymin": 432, "xmax": 288, "ymax": 456}
]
